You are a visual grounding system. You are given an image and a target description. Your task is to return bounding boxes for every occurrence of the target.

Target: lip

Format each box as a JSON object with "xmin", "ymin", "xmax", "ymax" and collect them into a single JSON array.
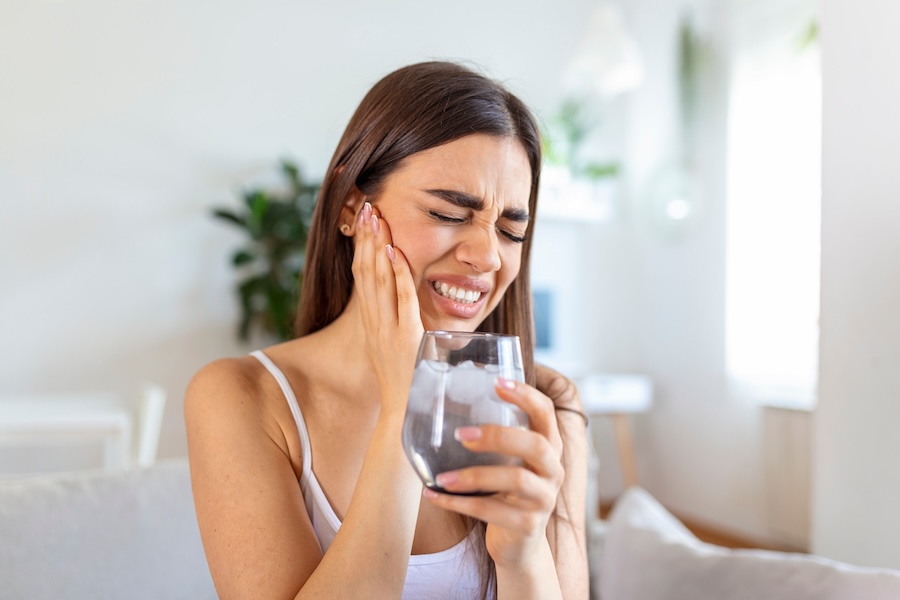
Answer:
[{"xmin": 427, "ymin": 274, "xmax": 492, "ymax": 319}]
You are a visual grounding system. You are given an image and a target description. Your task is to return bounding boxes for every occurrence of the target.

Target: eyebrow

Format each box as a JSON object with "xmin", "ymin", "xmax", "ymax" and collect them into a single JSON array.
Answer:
[{"xmin": 424, "ymin": 188, "xmax": 531, "ymax": 223}]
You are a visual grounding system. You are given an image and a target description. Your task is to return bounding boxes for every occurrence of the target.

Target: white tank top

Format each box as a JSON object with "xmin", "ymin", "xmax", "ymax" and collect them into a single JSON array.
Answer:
[{"xmin": 251, "ymin": 350, "xmax": 487, "ymax": 599}]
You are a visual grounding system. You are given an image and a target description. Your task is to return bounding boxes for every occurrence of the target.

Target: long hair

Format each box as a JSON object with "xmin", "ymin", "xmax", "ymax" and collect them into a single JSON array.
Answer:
[
  {"xmin": 293, "ymin": 61, "xmax": 543, "ymax": 599},
  {"xmin": 295, "ymin": 61, "xmax": 541, "ymax": 385}
]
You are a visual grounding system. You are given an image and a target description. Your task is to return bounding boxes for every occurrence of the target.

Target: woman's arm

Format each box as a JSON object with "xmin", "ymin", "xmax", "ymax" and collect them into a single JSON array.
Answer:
[
  {"xmin": 185, "ymin": 359, "xmax": 423, "ymax": 600},
  {"xmin": 185, "ymin": 361, "xmax": 326, "ymax": 599},
  {"xmin": 187, "ymin": 204, "xmax": 426, "ymax": 599}
]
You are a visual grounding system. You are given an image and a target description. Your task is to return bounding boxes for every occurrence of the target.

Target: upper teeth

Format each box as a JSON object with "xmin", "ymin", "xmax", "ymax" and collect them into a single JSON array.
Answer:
[{"xmin": 433, "ymin": 281, "xmax": 482, "ymax": 304}]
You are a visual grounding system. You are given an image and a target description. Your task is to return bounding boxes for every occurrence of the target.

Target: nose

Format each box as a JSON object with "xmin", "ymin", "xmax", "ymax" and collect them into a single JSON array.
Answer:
[{"xmin": 456, "ymin": 226, "xmax": 502, "ymax": 273}]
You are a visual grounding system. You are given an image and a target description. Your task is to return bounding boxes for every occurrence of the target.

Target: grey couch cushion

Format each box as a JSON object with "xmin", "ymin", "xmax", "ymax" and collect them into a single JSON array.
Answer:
[
  {"xmin": 599, "ymin": 487, "xmax": 900, "ymax": 600},
  {"xmin": 0, "ymin": 459, "xmax": 216, "ymax": 600}
]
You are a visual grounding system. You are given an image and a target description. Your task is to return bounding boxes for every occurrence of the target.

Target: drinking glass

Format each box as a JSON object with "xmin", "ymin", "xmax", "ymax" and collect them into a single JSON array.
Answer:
[{"xmin": 402, "ymin": 331, "xmax": 529, "ymax": 495}]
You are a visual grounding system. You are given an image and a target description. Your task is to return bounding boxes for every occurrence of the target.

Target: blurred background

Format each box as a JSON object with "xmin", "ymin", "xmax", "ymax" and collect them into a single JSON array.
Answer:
[{"xmin": 2, "ymin": 0, "xmax": 898, "ymax": 572}]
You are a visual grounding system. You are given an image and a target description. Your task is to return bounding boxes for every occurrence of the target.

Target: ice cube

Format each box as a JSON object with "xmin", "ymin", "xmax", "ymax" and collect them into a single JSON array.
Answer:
[
  {"xmin": 407, "ymin": 360, "xmax": 449, "ymax": 414},
  {"xmin": 446, "ymin": 361, "xmax": 491, "ymax": 406}
]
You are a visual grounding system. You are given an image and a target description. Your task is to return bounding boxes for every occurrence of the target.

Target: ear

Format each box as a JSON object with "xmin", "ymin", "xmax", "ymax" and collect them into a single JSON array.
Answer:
[{"xmin": 339, "ymin": 185, "xmax": 366, "ymax": 234}]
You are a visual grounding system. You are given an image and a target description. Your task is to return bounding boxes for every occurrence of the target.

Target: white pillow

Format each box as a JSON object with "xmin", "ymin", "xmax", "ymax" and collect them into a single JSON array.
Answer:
[
  {"xmin": 599, "ymin": 487, "xmax": 900, "ymax": 600},
  {"xmin": 0, "ymin": 459, "xmax": 216, "ymax": 600}
]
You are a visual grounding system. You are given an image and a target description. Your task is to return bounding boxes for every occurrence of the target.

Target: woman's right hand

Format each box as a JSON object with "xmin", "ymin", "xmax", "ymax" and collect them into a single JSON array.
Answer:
[{"xmin": 350, "ymin": 201, "xmax": 424, "ymax": 410}]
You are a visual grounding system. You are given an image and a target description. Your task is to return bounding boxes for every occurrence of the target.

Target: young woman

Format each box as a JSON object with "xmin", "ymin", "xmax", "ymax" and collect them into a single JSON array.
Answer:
[{"xmin": 185, "ymin": 61, "xmax": 589, "ymax": 600}]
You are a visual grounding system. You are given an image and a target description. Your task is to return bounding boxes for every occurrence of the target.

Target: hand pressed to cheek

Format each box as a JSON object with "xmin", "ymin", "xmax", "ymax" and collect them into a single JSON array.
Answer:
[{"xmin": 349, "ymin": 201, "xmax": 424, "ymax": 403}]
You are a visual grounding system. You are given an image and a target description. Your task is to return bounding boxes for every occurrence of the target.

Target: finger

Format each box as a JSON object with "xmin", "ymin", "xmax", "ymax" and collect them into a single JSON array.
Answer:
[
  {"xmin": 494, "ymin": 379, "xmax": 563, "ymax": 454},
  {"xmin": 423, "ymin": 488, "xmax": 549, "ymax": 536},
  {"xmin": 384, "ymin": 243, "xmax": 422, "ymax": 333},
  {"xmin": 454, "ymin": 425, "xmax": 562, "ymax": 481},
  {"xmin": 434, "ymin": 464, "xmax": 558, "ymax": 509},
  {"xmin": 350, "ymin": 202, "xmax": 373, "ymax": 283},
  {"xmin": 369, "ymin": 211, "xmax": 401, "ymax": 324},
  {"xmin": 351, "ymin": 203, "xmax": 379, "ymax": 323}
]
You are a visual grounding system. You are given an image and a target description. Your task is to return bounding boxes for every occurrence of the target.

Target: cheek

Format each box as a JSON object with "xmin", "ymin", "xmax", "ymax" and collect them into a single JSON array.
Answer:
[
  {"xmin": 500, "ymin": 248, "xmax": 523, "ymax": 285},
  {"xmin": 387, "ymin": 220, "xmax": 445, "ymax": 276},
  {"xmin": 488, "ymin": 249, "xmax": 523, "ymax": 307}
]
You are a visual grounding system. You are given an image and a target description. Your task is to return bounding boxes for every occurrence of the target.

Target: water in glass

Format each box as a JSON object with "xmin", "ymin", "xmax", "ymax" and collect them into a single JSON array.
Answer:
[{"xmin": 402, "ymin": 331, "xmax": 529, "ymax": 495}]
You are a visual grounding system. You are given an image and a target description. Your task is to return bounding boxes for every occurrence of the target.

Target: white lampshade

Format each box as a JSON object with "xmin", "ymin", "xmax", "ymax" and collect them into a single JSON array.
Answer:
[{"xmin": 563, "ymin": 3, "xmax": 644, "ymax": 98}]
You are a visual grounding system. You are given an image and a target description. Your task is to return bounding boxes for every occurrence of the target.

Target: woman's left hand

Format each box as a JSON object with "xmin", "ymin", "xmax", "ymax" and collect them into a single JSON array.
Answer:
[{"xmin": 422, "ymin": 377, "xmax": 564, "ymax": 569}]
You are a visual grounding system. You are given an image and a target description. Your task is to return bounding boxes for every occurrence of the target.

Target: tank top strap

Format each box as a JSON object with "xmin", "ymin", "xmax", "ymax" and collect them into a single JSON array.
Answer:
[
  {"xmin": 249, "ymin": 350, "xmax": 312, "ymax": 477},
  {"xmin": 250, "ymin": 350, "xmax": 343, "ymax": 551}
]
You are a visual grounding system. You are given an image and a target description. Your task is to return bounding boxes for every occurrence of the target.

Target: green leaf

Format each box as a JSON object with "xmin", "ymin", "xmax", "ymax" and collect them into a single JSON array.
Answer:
[
  {"xmin": 231, "ymin": 249, "xmax": 255, "ymax": 266},
  {"xmin": 581, "ymin": 162, "xmax": 620, "ymax": 180},
  {"xmin": 281, "ymin": 160, "xmax": 301, "ymax": 189},
  {"xmin": 238, "ymin": 275, "xmax": 267, "ymax": 300},
  {"xmin": 211, "ymin": 209, "xmax": 246, "ymax": 228},
  {"xmin": 265, "ymin": 280, "xmax": 294, "ymax": 341},
  {"xmin": 250, "ymin": 192, "xmax": 268, "ymax": 223},
  {"xmin": 796, "ymin": 20, "xmax": 818, "ymax": 51}
]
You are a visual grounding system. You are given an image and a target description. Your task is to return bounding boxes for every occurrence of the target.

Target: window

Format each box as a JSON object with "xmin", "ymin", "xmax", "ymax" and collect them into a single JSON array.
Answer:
[{"xmin": 725, "ymin": 0, "xmax": 821, "ymax": 409}]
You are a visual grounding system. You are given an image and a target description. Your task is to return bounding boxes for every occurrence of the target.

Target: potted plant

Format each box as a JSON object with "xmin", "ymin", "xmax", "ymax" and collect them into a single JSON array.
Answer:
[{"xmin": 211, "ymin": 160, "xmax": 319, "ymax": 341}]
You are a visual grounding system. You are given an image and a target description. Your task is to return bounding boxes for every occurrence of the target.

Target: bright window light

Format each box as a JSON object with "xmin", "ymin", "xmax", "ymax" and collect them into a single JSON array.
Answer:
[{"xmin": 725, "ymin": 0, "xmax": 821, "ymax": 409}]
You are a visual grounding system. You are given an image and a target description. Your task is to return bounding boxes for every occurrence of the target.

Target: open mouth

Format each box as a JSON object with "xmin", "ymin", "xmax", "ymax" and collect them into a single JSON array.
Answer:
[{"xmin": 431, "ymin": 281, "xmax": 483, "ymax": 305}]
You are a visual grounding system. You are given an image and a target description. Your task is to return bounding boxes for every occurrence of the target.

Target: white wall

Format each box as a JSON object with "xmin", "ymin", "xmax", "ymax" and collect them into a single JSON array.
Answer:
[
  {"xmin": 0, "ymin": 0, "xmax": 596, "ymax": 460},
  {"xmin": 812, "ymin": 0, "xmax": 900, "ymax": 570},
  {"xmin": 609, "ymin": 0, "xmax": 900, "ymax": 562},
  {"xmin": 600, "ymin": 0, "xmax": 774, "ymax": 543}
]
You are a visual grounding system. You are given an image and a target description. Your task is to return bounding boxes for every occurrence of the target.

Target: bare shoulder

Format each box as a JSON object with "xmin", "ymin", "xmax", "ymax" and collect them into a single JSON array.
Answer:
[
  {"xmin": 183, "ymin": 352, "xmax": 303, "ymax": 469},
  {"xmin": 185, "ymin": 356, "xmax": 261, "ymax": 412},
  {"xmin": 184, "ymin": 356, "xmax": 272, "ymax": 435}
]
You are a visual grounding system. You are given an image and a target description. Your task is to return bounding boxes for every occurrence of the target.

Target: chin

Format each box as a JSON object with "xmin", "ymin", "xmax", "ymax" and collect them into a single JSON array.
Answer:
[{"xmin": 420, "ymin": 316, "xmax": 482, "ymax": 333}]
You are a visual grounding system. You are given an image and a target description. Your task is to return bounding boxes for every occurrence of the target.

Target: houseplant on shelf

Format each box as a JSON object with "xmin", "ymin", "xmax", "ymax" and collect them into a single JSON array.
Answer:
[
  {"xmin": 211, "ymin": 160, "xmax": 319, "ymax": 342},
  {"xmin": 540, "ymin": 97, "xmax": 621, "ymax": 221},
  {"xmin": 542, "ymin": 97, "xmax": 620, "ymax": 183}
]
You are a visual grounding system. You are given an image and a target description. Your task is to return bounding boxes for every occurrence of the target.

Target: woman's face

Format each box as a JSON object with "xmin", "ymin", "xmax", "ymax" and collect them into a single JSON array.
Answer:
[{"xmin": 369, "ymin": 134, "xmax": 532, "ymax": 333}]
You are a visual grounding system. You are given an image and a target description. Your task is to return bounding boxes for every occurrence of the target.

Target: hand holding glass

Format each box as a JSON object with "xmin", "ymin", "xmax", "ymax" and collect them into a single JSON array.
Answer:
[{"xmin": 402, "ymin": 331, "xmax": 529, "ymax": 495}]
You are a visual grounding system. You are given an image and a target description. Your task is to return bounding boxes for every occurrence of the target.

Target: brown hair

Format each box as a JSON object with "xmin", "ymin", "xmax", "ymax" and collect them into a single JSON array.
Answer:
[
  {"xmin": 295, "ymin": 61, "xmax": 541, "ymax": 385},
  {"xmin": 294, "ymin": 61, "xmax": 543, "ymax": 599}
]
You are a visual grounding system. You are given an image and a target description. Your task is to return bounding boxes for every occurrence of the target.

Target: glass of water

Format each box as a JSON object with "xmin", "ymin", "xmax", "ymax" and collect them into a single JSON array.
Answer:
[{"xmin": 402, "ymin": 331, "xmax": 529, "ymax": 495}]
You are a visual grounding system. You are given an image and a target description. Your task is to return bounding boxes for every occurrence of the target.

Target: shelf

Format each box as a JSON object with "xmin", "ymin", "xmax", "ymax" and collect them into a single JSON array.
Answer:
[
  {"xmin": 537, "ymin": 169, "xmax": 616, "ymax": 224},
  {"xmin": 537, "ymin": 198, "xmax": 612, "ymax": 223}
]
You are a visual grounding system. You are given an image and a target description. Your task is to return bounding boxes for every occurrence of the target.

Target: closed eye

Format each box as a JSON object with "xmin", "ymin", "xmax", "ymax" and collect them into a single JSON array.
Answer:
[
  {"xmin": 429, "ymin": 210, "xmax": 528, "ymax": 243},
  {"xmin": 499, "ymin": 229, "xmax": 528, "ymax": 244},
  {"xmin": 428, "ymin": 210, "xmax": 466, "ymax": 224}
]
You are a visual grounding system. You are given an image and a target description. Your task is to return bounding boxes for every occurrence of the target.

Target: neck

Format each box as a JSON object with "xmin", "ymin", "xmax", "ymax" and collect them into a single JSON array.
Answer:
[{"xmin": 307, "ymin": 293, "xmax": 381, "ymax": 402}]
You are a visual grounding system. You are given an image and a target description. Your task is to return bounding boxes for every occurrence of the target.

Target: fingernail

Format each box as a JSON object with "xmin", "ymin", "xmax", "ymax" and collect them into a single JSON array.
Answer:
[
  {"xmin": 363, "ymin": 201, "xmax": 372, "ymax": 219},
  {"xmin": 385, "ymin": 244, "xmax": 395, "ymax": 261},
  {"xmin": 496, "ymin": 378, "xmax": 516, "ymax": 391},
  {"xmin": 358, "ymin": 207, "xmax": 366, "ymax": 226},
  {"xmin": 454, "ymin": 426, "xmax": 482, "ymax": 442},
  {"xmin": 423, "ymin": 487, "xmax": 439, "ymax": 499},
  {"xmin": 371, "ymin": 214, "xmax": 380, "ymax": 234},
  {"xmin": 436, "ymin": 472, "xmax": 459, "ymax": 486}
]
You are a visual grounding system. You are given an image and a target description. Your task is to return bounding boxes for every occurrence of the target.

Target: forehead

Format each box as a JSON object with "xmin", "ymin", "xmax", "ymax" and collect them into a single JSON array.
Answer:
[{"xmin": 386, "ymin": 134, "xmax": 533, "ymax": 209}]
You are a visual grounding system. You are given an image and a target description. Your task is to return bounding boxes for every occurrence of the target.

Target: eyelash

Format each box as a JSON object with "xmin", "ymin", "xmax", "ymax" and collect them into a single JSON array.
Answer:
[{"xmin": 428, "ymin": 211, "xmax": 528, "ymax": 244}]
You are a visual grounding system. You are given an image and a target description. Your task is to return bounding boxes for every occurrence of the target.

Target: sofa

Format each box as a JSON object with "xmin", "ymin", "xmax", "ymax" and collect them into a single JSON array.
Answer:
[
  {"xmin": 2, "ymin": 459, "xmax": 900, "ymax": 600},
  {"xmin": 0, "ymin": 459, "xmax": 216, "ymax": 600},
  {"xmin": 592, "ymin": 487, "xmax": 900, "ymax": 600}
]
